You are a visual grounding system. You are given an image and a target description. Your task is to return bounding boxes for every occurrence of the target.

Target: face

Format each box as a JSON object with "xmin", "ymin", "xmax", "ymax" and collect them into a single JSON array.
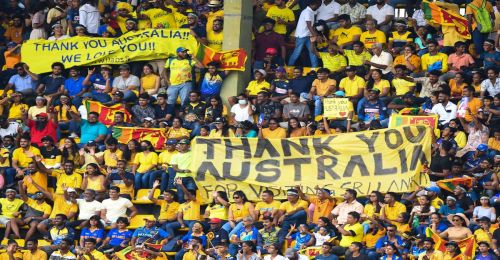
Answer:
[
  {"xmin": 293, "ymin": 69, "xmax": 302, "ymax": 78},
  {"xmin": 438, "ymin": 93, "xmax": 448, "ymax": 103},
  {"xmin": 366, "ymin": 20, "xmax": 375, "ymax": 30},
  {"xmin": 290, "ymin": 119, "xmax": 298, "ymax": 128},
  {"xmin": 189, "ymin": 93, "xmax": 199, "ymax": 102},
  {"xmin": 16, "ymin": 66, "xmax": 26, "ymax": 76},
  {"xmin": 428, "ymin": 43, "xmax": 437, "ymax": 52},
  {"xmin": 109, "ymin": 189, "xmax": 118, "ymax": 198},
  {"xmin": 53, "ymin": 25, "xmax": 62, "ymax": 34},
  {"xmin": 143, "ymin": 65, "xmax": 152, "ymax": 74},
  {"xmin": 487, "ymin": 70, "xmax": 497, "ymax": 79},
  {"xmin": 454, "ymin": 73, "xmax": 463, "ymax": 82},
  {"xmin": 429, "ymin": 74, "xmax": 439, "ymax": 83},
  {"xmin": 178, "ymin": 50, "xmax": 188, "ymax": 59},
  {"xmin": 254, "ymin": 71, "xmax": 264, "ymax": 80},
  {"xmin": 346, "ymin": 214, "xmax": 355, "ymax": 224},
  {"xmin": 138, "ymin": 98, "xmax": 148, "ymax": 107},
  {"xmin": 384, "ymin": 194, "xmax": 393, "ymax": 203},
  {"xmin": 84, "ymin": 241, "xmax": 96, "ymax": 250},
  {"xmin": 19, "ymin": 138, "xmax": 29, "ymax": 148},
  {"xmin": 431, "ymin": 214, "xmax": 439, "ymax": 223},
  {"xmin": 213, "ymin": 20, "xmax": 223, "ymax": 31},
  {"xmin": 88, "ymin": 113, "xmax": 98, "ymax": 123},
  {"xmin": 6, "ymin": 190, "xmax": 15, "ymax": 199},
  {"xmin": 479, "ymin": 244, "xmax": 489, "ymax": 253},
  {"xmin": 423, "ymin": 241, "xmax": 433, "ymax": 250},
  {"xmin": 385, "ymin": 246, "xmax": 394, "ymax": 255},
  {"xmin": 451, "ymin": 216, "xmax": 463, "ymax": 226},
  {"xmin": 269, "ymin": 120, "xmax": 278, "ymax": 130},
  {"xmin": 371, "ymin": 70, "xmax": 382, "ymax": 80},
  {"xmin": 317, "ymin": 72, "xmax": 328, "ymax": 80},
  {"xmin": 290, "ymin": 94, "xmax": 299, "ymax": 103},
  {"xmin": 172, "ymin": 118, "xmax": 181, "ymax": 127},
  {"xmin": 395, "ymin": 67, "xmax": 404, "ymax": 77},
  {"xmin": 386, "ymin": 226, "xmax": 396, "ymax": 236},
  {"xmin": 446, "ymin": 245, "xmax": 457, "ymax": 253}
]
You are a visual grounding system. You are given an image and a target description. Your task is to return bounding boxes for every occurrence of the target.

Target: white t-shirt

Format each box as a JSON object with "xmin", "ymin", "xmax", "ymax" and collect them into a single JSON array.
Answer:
[
  {"xmin": 430, "ymin": 102, "xmax": 457, "ymax": 124},
  {"xmin": 47, "ymin": 35, "xmax": 70, "ymax": 41},
  {"xmin": 112, "ymin": 75, "xmax": 140, "ymax": 92},
  {"xmin": 314, "ymin": 233, "xmax": 331, "ymax": 246},
  {"xmin": 101, "ymin": 197, "xmax": 133, "ymax": 222},
  {"xmin": 370, "ymin": 51, "xmax": 394, "ymax": 74},
  {"xmin": 295, "ymin": 6, "xmax": 316, "ymax": 38},
  {"xmin": 78, "ymin": 105, "xmax": 88, "ymax": 120},
  {"xmin": 76, "ymin": 199, "xmax": 103, "ymax": 220},
  {"xmin": 0, "ymin": 122, "xmax": 19, "ymax": 138},
  {"xmin": 366, "ymin": 4, "xmax": 394, "ymax": 25},
  {"xmin": 230, "ymin": 104, "xmax": 256, "ymax": 123},
  {"xmin": 316, "ymin": 1, "xmax": 340, "ymax": 22},
  {"xmin": 79, "ymin": 4, "xmax": 100, "ymax": 34},
  {"xmin": 264, "ymin": 255, "xmax": 286, "ymax": 260},
  {"xmin": 480, "ymin": 78, "xmax": 500, "ymax": 97}
]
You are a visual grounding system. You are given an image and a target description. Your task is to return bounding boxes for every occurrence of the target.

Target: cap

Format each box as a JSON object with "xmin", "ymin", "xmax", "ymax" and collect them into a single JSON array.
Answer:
[
  {"xmin": 254, "ymin": 69, "xmax": 267, "ymax": 77},
  {"xmin": 426, "ymin": 186, "xmax": 441, "ymax": 195},
  {"xmin": 415, "ymin": 234, "xmax": 425, "ymax": 240},
  {"xmin": 265, "ymin": 47, "xmax": 278, "ymax": 55},
  {"xmin": 143, "ymin": 117, "xmax": 154, "ymax": 122},
  {"xmin": 35, "ymin": 96, "xmax": 46, "ymax": 100},
  {"xmin": 403, "ymin": 92, "xmax": 415, "ymax": 99},
  {"xmin": 67, "ymin": 188, "xmax": 77, "ymax": 193},
  {"xmin": 166, "ymin": 139, "xmax": 178, "ymax": 145},
  {"xmin": 187, "ymin": 12, "xmax": 198, "ymax": 18},
  {"xmin": 101, "ymin": 64, "xmax": 112, "ymax": 70},
  {"xmin": 82, "ymin": 92, "xmax": 92, "ymax": 98},
  {"xmin": 275, "ymin": 66, "xmax": 286, "ymax": 73},
  {"xmin": 485, "ymin": 39, "xmax": 495, "ymax": 46},
  {"xmin": 118, "ymin": 64, "xmax": 130, "ymax": 70},
  {"xmin": 334, "ymin": 91, "xmax": 346, "ymax": 97},
  {"xmin": 113, "ymin": 91, "xmax": 124, "ymax": 97},
  {"xmin": 208, "ymin": 0, "xmax": 222, "ymax": 7},
  {"xmin": 126, "ymin": 18, "xmax": 137, "ymax": 24},
  {"xmin": 87, "ymin": 140, "xmax": 97, "ymax": 145},
  {"xmin": 41, "ymin": 136, "xmax": 54, "ymax": 143},
  {"xmin": 214, "ymin": 117, "xmax": 225, "ymax": 123},
  {"xmin": 345, "ymin": 66, "xmax": 356, "ymax": 71},
  {"xmin": 477, "ymin": 144, "xmax": 488, "ymax": 152},
  {"xmin": 7, "ymin": 42, "xmax": 17, "ymax": 48},
  {"xmin": 176, "ymin": 47, "xmax": 188, "ymax": 53},
  {"xmin": 446, "ymin": 196, "xmax": 456, "ymax": 201},
  {"xmin": 209, "ymin": 218, "xmax": 222, "ymax": 224},
  {"xmin": 179, "ymin": 139, "xmax": 190, "ymax": 145},
  {"xmin": 36, "ymin": 112, "xmax": 48, "ymax": 118},
  {"xmin": 370, "ymin": 88, "xmax": 381, "ymax": 95},
  {"xmin": 69, "ymin": 132, "xmax": 79, "ymax": 139},
  {"xmin": 5, "ymin": 188, "xmax": 16, "ymax": 193},
  {"xmin": 144, "ymin": 216, "xmax": 157, "ymax": 221},
  {"xmin": 287, "ymin": 189, "xmax": 299, "ymax": 196}
]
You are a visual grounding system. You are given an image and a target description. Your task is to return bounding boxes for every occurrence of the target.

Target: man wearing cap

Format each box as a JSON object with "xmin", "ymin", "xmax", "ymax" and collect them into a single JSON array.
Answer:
[
  {"xmin": 207, "ymin": 218, "xmax": 230, "ymax": 246},
  {"xmin": 356, "ymin": 88, "xmax": 389, "ymax": 128},
  {"xmin": 418, "ymin": 237, "xmax": 443, "ymax": 260},
  {"xmin": 131, "ymin": 216, "xmax": 171, "ymax": 247},
  {"xmin": 165, "ymin": 46, "xmax": 204, "ymax": 111},
  {"xmin": 277, "ymin": 189, "xmax": 309, "ymax": 239},
  {"xmin": 83, "ymin": 66, "xmax": 113, "ymax": 103},
  {"xmin": 296, "ymin": 185, "xmax": 335, "ymax": 225},
  {"xmin": 464, "ymin": 144, "xmax": 489, "ymax": 174},
  {"xmin": 64, "ymin": 67, "xmax": 86, "ymax": 106},
  {"xmin": 263, "ymin": 48, "xmax": 285, "ymax": 74},
  {"xmin": 115, "ymin": 2, "xmax": 136, "ymax": 33},
  {"xmin": 254, "ymin": 18, "xmax": 286, "ymax": 70},
  {"xmin": 332, "ymin": 14, "xmax": 361, "ymax": 50},
  {"xmin": 388, "ymin": 91, "xmax": 420, "ymax": 115},
  {"xmin": 0, "ymin": 188, "xmax": 24, "ymax": 236},
  {"xmin": 4, "ymin": 62, "xmax": 38, "ymax": 98},
  {"xmin": 6, "ymin": 92, "xmax": 28, "ymax": 121},
  {"xmin": 205, "ymin": 0, "xmax": 224, "ymax": 32},
  {"xmin": 111, "ymin": 64, "xmax": 140, "ymax": 102},
  {"xmin": 207, "ymin": 17, "xmax": 223, "ymax": 51},
  {"xmin": 474, "ymin": 217, "xmax": 496, "ymax": 244},
  {"xmin": 36, "ymin": 62, "xmax": 66, "ymax": 101}
]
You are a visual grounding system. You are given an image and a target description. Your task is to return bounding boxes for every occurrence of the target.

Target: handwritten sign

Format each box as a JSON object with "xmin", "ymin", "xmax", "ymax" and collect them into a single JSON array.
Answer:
[{"xmin": 323, "ymin": 98, "xmax": 350, "ymax": 118}]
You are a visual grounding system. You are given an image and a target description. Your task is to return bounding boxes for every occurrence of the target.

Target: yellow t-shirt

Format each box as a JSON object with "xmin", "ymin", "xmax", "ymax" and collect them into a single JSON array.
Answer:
[
  {"xmin": 23, "ymin": 171, "xmax": 48, "ymax": 194},
  {"xmin": 344, "ymin": 50, "xmax": 372, "ymax": 66},
  {"xmin": 53, "ymin": 171, "xmax": 83, "ymax": 195},
  {"xmin": 0, "ymin": 198, "xmax": 24, "ymax": 218},
  {"xmin": 364, "ymin": 203, "xmax": 380, "ymax": 218},
  {"xmin": 363, "ymin": 228, "xmax": 385, "ymax": 248},
  {"xmin": 80, "ymin": 250, "xmax": 107, "ymax": 260},
  {"xmin": 22, "ymin": 249, "xmax": 48, "ymax": 260},
  {"xmin": 27, "ymin": 106, "xmax": 47, "ymax": 120},
  {"xmin": 255, "ymin": 200, "xmax": 282, "ymax": 221},
  {"xmin": 319, "ymin": 53, "xmax": 347, "ymax": 73},
  {"xmin": 279, "ymin": 199, "xmax": 308, "ymax": 213},
  {"xmin": 159, "ymin": 150, "xmax": 178, "ymax": 168},
  {"xmin": 246, "ymin": 80, "xmax": 271, "ymax": 96},
  {"xmin": 340, "ymin": 222, "xmax": 364, "ymax": 247},
  {"xmin": 474, "ymin": 226, "xmax": 496, "ymax": 244},
  {"xmin": 178, "ymin": 199, "xmax": 201, "ymax": 221},
  {"xmin": 392, "ymin": 78, "xmax": 416, "ymax": 96},
  {"xmin": 103, "ymin": 149, "xmax": 123, "ymax": 168},
  {"xmin": 169, "ymin": 151, "xmax": 192, "ymax": 178},
  {"xmin": 134, "ymin": 152, "xmax": 159, "ymax": 173},
  {"xmin": 488, "ymin": 137, "xmax": 500, "ymax": 151},
  {"xmin": 266, "ymin": 6, "xmax": 295, "ymax": 35},
  {"xmin": 312, "ymin": 78, "xmax": 336, "ymax": 97},
  {"xmin": 207, "ymin": 30, "xmax": 224, "ymax": 51},
  {"xmin": 54, "ymin": 105, "xmax": 78, "ymax": 121},
  {"xmin": 209, "ymin": 128, "xmax": 236, "ymax": 137},
  {"xmin": 49, "ymin": 195, "xmax": 78, "ymax": 219},
  {"xmin": 421, "ymin": 52, "xmax": 449, "ymax": 72},
  {"xmin": 0, "ymin": 148, "xmax": 10, "ymax": 167},
  {"xmin": 8, "ymin": 103, "xmax": 28, "ymax": 120},
  {"xmin": 173, "ymin": 11, "xmax": 188, "ymax": 27},
  {"xmin": 158, "ymin": 200, "xmax": 180, "ymax": 221},
  {"xmin": 229, "ymin": 202, "xmax": 252, "ymax": 220},
  {"xmin": 261, "ymin": 127, "xmax": 287, "ymax": 139},
  {"xmin": 26, "ymin": 198, "xmax": 52, "ymax": 216},
  {"xmin": 393, "ymin": 55, "xmax": 421, "ymax": 73},
  {"xmin": 389, "ymin": 31, "xmax": 413, "ymax": 45},
  {"xmin": 340, "ymin": 76, "xmax": 365, "ymax": 97},
  {"xmin": 12, "ymin": 146, "xmax": 41, "ymax": 168},
  {"xmin": 370, "ymin": 79, "xmax": 391, "ymax": 93},
  {"xmin": 116, "ymin": 13, "xmax": 138, "ymax": 33},
  {"xmin": 165, "ymin": 58, "xmax": 195, "ymax": 86},
  {"xmin": 360, "ymin": 30, "xmax": 387, "ymax": 49},
  {"xmin": 309, "ymin": 197, "xmax": 336, "ymax": 223},
  {"xmin": 0, "ymin": 251, "xmax": 23, "ymax": 260},
  {"xmin": 333, "ymin": 26, "xmax": 362, "ymax": 46},
  {"xmin": 141, "ymin": 74, "xmax": 159, "ymax": 92},
  {"xmin": 206, "ymin": 10, "xmax": 224, "ymax": 33},
  {"xmin": 382, "ymin": 201, "xmax": 407, "ymax": 221},
  {"xmin": 141, "ymin": 8, "xmax": 177, "ymax": 28},
  {"xmin": 207, "ymin": 204, "xmax": 228, "ymax": 220}
]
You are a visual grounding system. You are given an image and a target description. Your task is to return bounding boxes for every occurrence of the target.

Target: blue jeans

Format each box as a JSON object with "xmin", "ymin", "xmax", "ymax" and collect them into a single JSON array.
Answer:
[
  {"xmin": 58, "ymin": 121, "xmax": 79, "ymax": 139},
  {"xmin": 183, "ymin": 121, "xmax": 201, "ymax": 138},
  {"xmin": 363, "ymin": 248, "xmax": 379, "ymax": 260},
  {"xmin": 221, "ymin": 221, "xmax": 245, "ymax": 238},
  {"xmin": 300, "ymin": 93, "xmax": 322, "ymax": 117},
  {"xmin": 472, "ymin": 28, "xmax": 489, "ymax": 57},
  {"xmin": 91, "ymin": 93, "xmax": 111, "ymax": 103},
  {"xmin": 161, "ymin": 167, "xmax": 176, "ymax": 192},
  {"xmin": 123, "ymin": 90, "xmax": 137, "ymax": 103},
  {"xmin": 167, "ymin": 82, "xmax": 193, "ymax": 106},
  {"xmin": 134, "ymin": 171, "xmax": 156, "ymax": 190},
  {"xmin": 164, "ymin": 220, "xmax": 197, "ymax": 237},
  {"xmin": 176, "ymin": 177, "xmax": 197, "ymax": 203},
  {"xmin": 4, "ymin": 167, "xmax": 15, "ymax": 187},
  {"xmin": 288, "ymin": 36, "xmax": 319, "ymax": 67}
]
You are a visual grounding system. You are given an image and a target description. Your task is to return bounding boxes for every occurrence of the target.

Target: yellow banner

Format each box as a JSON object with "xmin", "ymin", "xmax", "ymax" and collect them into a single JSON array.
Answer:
[
  {"xmin": 323, "ymin": 98, "xmax": 350, "ymax": 118},
  {"xmin": 191, "ymin": 125, "xmax": 432, "ymax": 201},
  {"xmin": 21, "ymin": 29, "xmax": 199, "ymax": 74}
]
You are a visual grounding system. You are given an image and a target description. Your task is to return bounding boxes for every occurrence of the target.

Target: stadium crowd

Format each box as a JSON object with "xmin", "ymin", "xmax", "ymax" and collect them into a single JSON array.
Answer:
[{"xmin": 0, "ymin": 0, "xmax": 499, "ymax": 259}]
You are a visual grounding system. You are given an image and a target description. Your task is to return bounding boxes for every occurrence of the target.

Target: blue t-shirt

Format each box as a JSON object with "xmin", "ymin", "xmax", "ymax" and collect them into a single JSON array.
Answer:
[
  {"xmin": 41, "ymin": 75, "xmax": 66, "ymax": 95},
  {"xmin": 107, "ymin": 228, "xmax": 133, "ymax": 247},
  {"xmin": 438, "ymin": 205, "xmax": 464, "ymax": 217},
  {"xmin": 290, "ymin": 232, "xmax": 312, "ymax": 250},
  {"xmin": 67, "ymin": 8, "xmax": 79, "ymax": 30},
  {"xmin": 80, "ymin": 119, "xmax": 108, "ymax": 144},
  {"xmin": 64, "ymin": 76, "xmax": 85, "ymax": 96},
  {"xmin": 181, "ymin": 233, "xmax": 207, "ymax": 247},
  {"xmin": 81, "ymin": 227, "xmax": 105, "ymax": 243},
  {"xmin": 289, "ymin": 76, "xmax": 314, "ymax": 95},
  {"xmin": 132, "ymin": 227, "xmax": 169, "ymax": 244},
  {"xmin": 200, "ymin": 72, "xmax": 226, "ymax": 96},
  {"xmin": 375, "ymin": 235, "xmax": 404, "ymax": 250},
  {"xmin": 237, "ymin": 226, "xmax": 259, "ymax": 242},
  {"xmin": 475, "ymin": 253, "xmax": 498, "ymax": 260},
  {"xmin": 89, "ymin": 74, "xmax": 113, "ymax": 95},
  {"xmin": 480, "ymin": 51, "xmax": 500, "ymax": 70}
]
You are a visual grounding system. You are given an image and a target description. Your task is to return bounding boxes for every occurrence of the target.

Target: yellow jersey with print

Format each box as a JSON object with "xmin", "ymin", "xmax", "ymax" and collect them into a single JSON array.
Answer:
[
  {"xmin": 389, "ymin": 31, "xmax": 413, "ymax": 47},
  {"xmin": 333, "ymin": 26, "xmax": 362, "ymax": 46},
  {"xmin": 12, "ymin": 146, "xmax": 41, "ymax": 168},
  {"xmin": 0, "ymin": 198, "xmax": 24, "ymax": 218},
  {"xmin": 8, "ymin": 102, "xmax": 28, "ymax": 120},
  {"xmin": 360, "ymin": 30, "xmax": 387, "ymax": 49},
  {"xmin": 255, "ymin": 201, "xmax": 282, "ymax": 221},
  {"xmin": 54, "ymin": 105, "xmax": 78, "ymax": 121},
  {"xmin": 344, "ymin": 50, "xmax": 372, "ymax": 66},
  {"xmin": 279, "ymin": 199, "xmax": 308, "ymax": 213},
  {"xmin": 319, "ymin": 53, "xmax": 347, "ymax": 73},
  {"xmin": 49, "ymin": 195, "xmax": 78, "ymax": 219},
  {"xmin": 229, "ymin": 202, "xmax": 252, "ymax": 220},
  {"xmin": 159, "ymin": 150, "xmax": 178, "ymax": 168},
  {"xmin": 178, "ymin": 198, "xmax": 201, "ymax": 221},
  {"xmin": 266, "ymin": 6, "xmax": 295, "ymax": 35},
  {"xmin": 23, "ymin": 171, "xmax": 48, "ymax": 194},
  {"xmin": 26, "ymin": 198, "xmax": 52, "ymax": 216},
  {"xmin": 246, "ymin": 80, "xmax": 271, "ymax": 96},
  {"xmin": 158, "ymin": 200, "xmax": 180, "ymax": 221},
  {"xmin": 207, "ymin": 30, "xmax": 223, "ymax": 51},
  {"xmin": 103, "ymin": 149, "xmax": 123, "ymax": 168},
  {"xmin": 173, "ymin": 11, "xmax": 187, "ymax": 27},
  {"xmin": 392, "ymin": 78, "xmax": 416, "ymax": 96},
  {"xmin": 165, "ymin": 58, "xmax": 195, "ymax": 86},
  {"xmin": 207, "ymin": 204, "xmax": 228, "ymax": 220},
  {"xmin": 53, "ymin": 171, "xmax": 83, "ymax": 194},
  {"xmin": 141, "ymin": 8, "xmax": 177, "ymax": 28}
]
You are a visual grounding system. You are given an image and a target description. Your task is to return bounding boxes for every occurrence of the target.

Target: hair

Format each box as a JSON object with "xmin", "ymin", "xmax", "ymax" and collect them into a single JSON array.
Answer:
[
  {"xmin": 348, "ymin": 211, "xmax": 361, "ymax": 221},
  {"xmin": 109, "ymin": 186, "xmax": 120, "ymax": 193},
  {"xmin": 211, "ymin": 191, "xmax": 229, "ymax": 206},
  {"xmin": 454, "ymin": 41, "xmax": 466, "ymax": 48},
  {"xmin": 123, "ymin": 139, "xmax": 140, "ymax": 161},
  {"xmin": 385, "ymin": 244, "xmax": 400, "ymax": 256},
  {"xmin": 116, "ymin": 216, "xmax": 129, "ymax": 226},
  {"xmin": 106, "ymin": 137, "xmax": 118, "ymax": 146},
  {"xmin": 287, "ymin": 117, "xmax": 301, "ymax": 136},
  {"xmin": 263, "ymin": 190, "xmax": 275, "ymax": 197},
  {"xmin": 62, "ymin": 137, "xmax": 79, "ymax": 163},
  {"xmin": 448, "ymin": 243, "xmax": 462, "ymax": 256},
  {"xmin": 351, "ymin": 242, "xmax": 363, "ymax": 250},
  {"xmin": 207, "ymin": 61, "xmax": 221, "ymax": 68},
  {"xmin": 418, "ymin": 195, "xmax": 432, "ymax": 214},
  {"xmin": 366, "ymin": 69, "xmax": 385, "ymax": 90},
  {"xmin": 164, "ymin": 189, "xmax": 178, "ymax": 201},
  {"xmin": 346, "ymin": 189, "xmax": 357, "ymax": 199},
  {"xmin": 52, "ymin": 62, "xmax": 65, "ymax": 70},
  {"xmin": 88, "ymin": 111, "xmax": 99, "ymax": 117},
  {"xmin": 86, "ymin": 163, "xmax": 104, "ymax": 176},
  {"xmin": 56, "ymin": 213, "xmax": 68, "ymax": 221},
  {"xmin": 386, "ymin": 192, "xmax": 397, "ymax": 199},
  {"xmin": 429, "ymin": 70, "xmax": 442, "ymax": 77},
  {"xmin": 88, "ymin": 215, "xmax": 104, "ymax": 229},
  {"xmin": 140, "ymin": 140, "xmax": 156, "ymax": 152},
  {"xmin": 138, "ymin": 93, "xmax": 150, "ymax": 100},
  {"xmin": 26, "ymin": 238, "xmax": 38, "ymax": 244},
  {"xmin": 317, "ymin": 68, "xmax": 330, "ymax": 74},
  {"xmin": 241, "ymin": 241, "xmax": 256, "ymax": 252},
  {"xmin": 233, "ymin": 190, "xmax": 249, "ymax": 203},
  {"xmin": 370, "ymin": 191, "xmax": 384, "ymax": 213},
  {"xmin": 263, "ymin": 216, "xmax": 274, "ymax": 222}
]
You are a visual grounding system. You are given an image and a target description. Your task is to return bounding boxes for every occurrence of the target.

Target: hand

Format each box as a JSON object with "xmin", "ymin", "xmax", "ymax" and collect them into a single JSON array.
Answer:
[
  {"xmin": 34, "ymin": 155, "xmax": 43, "ymax": 162},
  {"xmin": 153, "ymin": 180, "xmax": 160, "ymax": 188},
  {"xmin": 12, "ymin": 212, "xmax": 20, "ymax": 217},
  {"xmin": 290, "ymin": 224, "xmax": 296, "ymax": 231},
  {"xmin": 363, "ymin": 60, "xmax": 370, "ymax": 65},
  {"xmin": 404, "ymin": 53, "xmax": 412, "ymax": 60},
  {"xmin": 212, "ymin": 191, "xmax": 219, "ymax": 198},
  {"xmin": 175, "ymin": 178, "xmax": 183, "ymax": 185},
  {"xmin": 7, "ymin": 243, "xmax": 15, "ymax": 254},
  {"xmin": 79, "ymin": 148, "xmax": 85, "ymax": 156}
]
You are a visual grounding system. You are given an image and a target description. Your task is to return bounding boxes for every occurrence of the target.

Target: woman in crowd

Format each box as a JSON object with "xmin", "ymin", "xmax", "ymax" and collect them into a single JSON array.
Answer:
[
  {"xmin": 61, "ymin": 137, "xmax": 83, "ymax": 167},
  {"xmin": 263, "ymin": 243, "xmax": 285, "ymax": 260},
  {"xmin": 287, "ymin": 117, "xmax": 308, "ymax": 137},
  {"xmin": 80, "ymin": 215, "xmax": 105, "ymax": 247},
  {"xmin": 27, "ymin": 96, "xmax": 47, "ymax": 120},
  {"xmin": 205, "ymin": 95, "xmax": 228, "ymax": 125},
  {"xmin": 235, "ymin": 121, "xmax": 259, "ymax": 138},
  {"xmin": 473, "ymin": 196, "xmax": 497, "ymax": 223},
  {"xmin": 166, "ymin": 117, "xmax": 190, "ymax": 140},
  {"xmin": 381, "ymin": 244, "xmax": 402, "ymax": 260},
  {"xmin": 209, "ymin": 117, "xmax": 235, "ymax": 137},
  {"xmin": 48, "ymin": 24, "xmax": 70, "ymax": 41},
  {"xmin": 231, "ymin": 94, "xmax": 255, "ymax": 124},
  {"xmin": 410, "ymin": 195, "xmax": 435, "ymax": 235},
  {"xmin": 140, "ymin": 64, "xmax": 161, "ymax": 97},
  {"xmin": 204, "ymin": 191, "xmax": 230, "ymax": 225},
  {"xmin": 258, "ymin": 118, "xmax": 286, "ymax": 139},
  {"xmin": 81, "ymin": 163, "xmax": 107, "ymax": 201},
  {"xmin": 393, "ymin": 45, "xmax": 421, "ymax": 75},
  {"xmin": 443, "ymin": 241, "xmax": 464, "ymax": 260},
  {"xmin": 222, "ymin": 190, "xmax": 256, "ymax": 237},
  {"xmin": 437, "ymin": 213, "xmax": 472, "ymax": 242},
  {"xmin": 122, "ymin": 140, "xmax": 140, "ymax": 170},
  {"xmin": 237, "ymin": 241, "xmax": 260, "ymax": 260},
  {"xmin": 449, "ymin": 72, "xmax": 468, "ymax": 100},
  {"xmin": 365, "ymin": 69, "xmax": 391, "ymax": 98},
  {"xmin": 132, "ymin": 140, "xmax": 158, "ymax": 190}
]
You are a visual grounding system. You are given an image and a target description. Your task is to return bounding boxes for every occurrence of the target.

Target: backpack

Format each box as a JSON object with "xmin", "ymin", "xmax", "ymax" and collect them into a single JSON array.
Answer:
[{"xmin": 468, "ymin": 0, "xmax": 493, "ymax": 33}]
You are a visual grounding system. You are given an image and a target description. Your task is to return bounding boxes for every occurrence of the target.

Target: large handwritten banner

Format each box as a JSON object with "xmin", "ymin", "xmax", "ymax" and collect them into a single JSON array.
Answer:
[
  {"xmin": 323, "ymin": 98, "xmax": 350, "ymax": 118},
  {"xmin": 191, "ymin": 125, "xmax": 432, "ymax": 201},
  {"xmin": 22, "ymin": 29, "xmax": 199, "ymax": 74}
]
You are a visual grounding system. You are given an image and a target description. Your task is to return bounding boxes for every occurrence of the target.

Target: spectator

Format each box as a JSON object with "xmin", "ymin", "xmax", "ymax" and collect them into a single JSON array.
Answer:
[
  {"xmin": 200, "ymin": 62, "xmax": 228, "ymax": 100},
  {"xmin": 421, "ymin": 41, "xmax": 449, "ymax": 73},
  {"xmin": 288, "ymin": 0, "xmax": 321, "ymax": 68},
  {"xmin": 366, "ymin": 0, "xmax": 395, "ymax": 34},
  {"xmin": 357, "ymin": 89, "xmax": 389, "ymax": 128},
  {"xmin": 259, "ymin": 118, "xmax": 287, "ymax": 139},
  {"xmin": 208, "ymin": 18, "xmax": 224, "ymax": 51},
  {"xmin": 83, "ymin": 66, "xmax": 113, "ymax": 103},
  {"xmin": 366, "ymin": 44, "xmax": 394, "ymax": 79},
  {"xmin": 254, "ymin": 18, "xmax": 286, "ymax": 70},
  {"xmin": 360, "ymin": 19, "xmax": 387, "ymax": 50},
  {"xmin": 112, "ymin": 64, "xmax": 140, "ymax": 102},
  {"xmin": 338, "ymin": 0, "xmax": 367, "ymax": 26},
  {"xmin": 480, "ymin": 40, "xmax": 500, "ymax": 70},
  {"xmin": 4, "ymin": 63, "xmax": 38, "ymax": 97},
  {"xmin": 441, "ymin": 41, "xmax": 475, "ymax": 82},
  {"xmin": 431, "ymin": 91, "xmax": 458, "ymax": 126},
  {"xmin": 100, "ymin": 186, "xmax": 138, "ymax": 227},
  {"xmin": 331, "ymin": 211, "xmax": 364, "ymax": 257},
  {"xmin": 79, "ymin": 0, "xmax": 100, "ymax": 34},
  {"xmin": 49, "ymin": 238, "xmax": 76, "ymax": 259},
  {"xmin": 466, "ymin": 0, "xmax": 495, "ymax": 56},
  {"xmin": 98, "ymin": 217, "xmax": 132, "ymax": 253},
  {"xmin": 480, "ymin": 68, "xmax": 500, "ymax": 99},
  {"xmin": 182, "ymin": 91, "xmax": 205, "ymax": 137},
  {"xmin": 303, "ymin": 68, "xmax": 336, "ymax": 117},
  {"xmin": 332, "ymin": 14, "xmax": 361, "ymax": 50}
]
